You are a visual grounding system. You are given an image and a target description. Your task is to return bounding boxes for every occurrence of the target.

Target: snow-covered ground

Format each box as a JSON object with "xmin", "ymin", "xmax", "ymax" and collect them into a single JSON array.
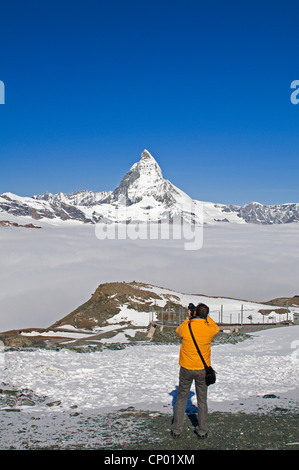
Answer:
[{"xmin": 1, "ymin": 326, "xmax": 298, "ymax": 415}]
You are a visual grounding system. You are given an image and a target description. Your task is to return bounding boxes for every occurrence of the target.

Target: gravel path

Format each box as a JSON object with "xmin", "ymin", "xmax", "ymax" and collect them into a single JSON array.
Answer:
[{"xmin": 0, "ymin": 408, "xmax": 298, "ymax": 451}]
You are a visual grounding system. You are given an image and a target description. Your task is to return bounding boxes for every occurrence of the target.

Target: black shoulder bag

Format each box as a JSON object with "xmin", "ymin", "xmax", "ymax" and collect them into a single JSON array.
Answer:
[{"xmin": 188, "ymin": 321, "xmax": 216, "ymax": 386}]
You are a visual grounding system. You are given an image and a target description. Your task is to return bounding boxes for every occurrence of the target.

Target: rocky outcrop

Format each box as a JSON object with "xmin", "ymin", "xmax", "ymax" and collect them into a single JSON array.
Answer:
[
  {"xmin": 51, "ymin": 281, "xmax": 163, "ymax": 330},
  {"xmin": 0, "ymin": 220, "xmax": 41, "ymax": 228},
  {"xmin": 0, "ymin": 282, "xmax": 298, "ymax": 350}
]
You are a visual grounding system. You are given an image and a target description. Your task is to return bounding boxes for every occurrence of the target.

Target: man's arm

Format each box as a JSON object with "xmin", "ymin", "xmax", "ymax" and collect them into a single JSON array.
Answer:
[
  {"xmin": 176, "ymin": 318, "xmax": 188, "ymax": 338},
  {"xmin": 207, "ymin": 316, "xmax": 220, "ymax": 338}
]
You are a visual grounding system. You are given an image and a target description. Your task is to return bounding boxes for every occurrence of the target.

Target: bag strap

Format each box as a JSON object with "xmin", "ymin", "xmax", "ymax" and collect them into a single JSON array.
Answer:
[{"xmin": 188, "ymin": 320, "xmax": 208, "ymax": 370}]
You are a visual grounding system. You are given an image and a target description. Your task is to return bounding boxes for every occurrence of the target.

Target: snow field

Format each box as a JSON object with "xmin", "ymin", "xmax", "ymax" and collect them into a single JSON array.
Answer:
[{"xmin": 1, "ymin": 326, "xmax": 298, "ymax": 414}]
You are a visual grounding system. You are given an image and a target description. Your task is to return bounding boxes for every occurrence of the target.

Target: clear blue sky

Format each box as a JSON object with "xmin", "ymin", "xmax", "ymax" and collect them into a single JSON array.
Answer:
[{"xmin": 0, "ymin": 0, "xmax": 298, "ymax": 205}]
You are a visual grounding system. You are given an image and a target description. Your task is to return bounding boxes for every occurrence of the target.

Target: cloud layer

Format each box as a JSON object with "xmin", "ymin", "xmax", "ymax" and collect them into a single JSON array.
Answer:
[{"xmin": 0, "ymin": 221, "xmax": 298, "ymax": 330}]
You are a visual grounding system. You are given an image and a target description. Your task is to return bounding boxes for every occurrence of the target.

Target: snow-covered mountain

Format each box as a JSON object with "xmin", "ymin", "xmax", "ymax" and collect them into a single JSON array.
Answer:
[{"xmin": 0, "ymin": 149, "xmax": 298, "ymax": 225}]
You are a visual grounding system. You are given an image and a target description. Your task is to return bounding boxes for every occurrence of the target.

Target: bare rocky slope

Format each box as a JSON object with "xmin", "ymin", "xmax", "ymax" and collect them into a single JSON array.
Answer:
[{"xmin": 50, "ymin": 281, "xmax": 179, "ymax": 330}]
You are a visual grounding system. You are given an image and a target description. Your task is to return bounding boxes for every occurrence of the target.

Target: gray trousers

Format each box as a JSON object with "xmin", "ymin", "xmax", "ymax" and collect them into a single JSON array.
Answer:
[{"xmin": 171, "ymin": 366, "xmax": 208, "ymax": 436}]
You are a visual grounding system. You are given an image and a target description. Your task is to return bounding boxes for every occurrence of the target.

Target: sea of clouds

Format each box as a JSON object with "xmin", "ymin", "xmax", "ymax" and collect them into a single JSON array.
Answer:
[{"xmin": 0, "ymin": 218, "xmax": 298, "ymax": 330}]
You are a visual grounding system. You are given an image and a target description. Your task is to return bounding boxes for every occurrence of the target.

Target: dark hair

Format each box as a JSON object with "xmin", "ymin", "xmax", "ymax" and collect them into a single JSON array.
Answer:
[{"xmin": 195, "ymin": 303, "xmax": 209, "ymax": 319}]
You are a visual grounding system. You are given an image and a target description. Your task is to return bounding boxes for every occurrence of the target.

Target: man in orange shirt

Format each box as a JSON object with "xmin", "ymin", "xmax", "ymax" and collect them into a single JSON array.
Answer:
[{"xmin": 171, "ymin": 302, "xmax": 219, "ymax": 439}]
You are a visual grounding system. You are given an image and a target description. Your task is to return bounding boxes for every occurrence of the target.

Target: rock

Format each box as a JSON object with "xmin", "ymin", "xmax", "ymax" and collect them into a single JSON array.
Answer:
[
  {"xmin": 3, "ymin": 408, "xmax": 21, "ymax": 412},
  {"xmin": 46, "ymin": 400, "xmax": 62, "ymax": 407},
  {"xmin": 21, "ymin": 398, "xmax": 35, "ymax": 406},
  {"xmin": 0, "ymin": 332, "xmax": 45, "ymax": 348},
  {"xmin": 0, "ymin": 389, "xmax": 22, "ymax": 397}
]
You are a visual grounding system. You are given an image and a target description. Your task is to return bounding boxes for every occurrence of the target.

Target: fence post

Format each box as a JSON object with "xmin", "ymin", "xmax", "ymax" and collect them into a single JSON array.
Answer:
[{"xmin": 180, "ymin": 308, "xmax": 184, "ymax": 324}]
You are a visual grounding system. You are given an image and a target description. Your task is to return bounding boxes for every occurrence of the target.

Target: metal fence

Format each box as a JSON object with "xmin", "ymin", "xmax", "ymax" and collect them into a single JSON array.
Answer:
[
  {"xmin": 149, "ymin": 304, "xmax": 294, "ymax": 326},
  {"xmin": 149, "ymin": 307, "xmax": 185, "ymax": 325}
]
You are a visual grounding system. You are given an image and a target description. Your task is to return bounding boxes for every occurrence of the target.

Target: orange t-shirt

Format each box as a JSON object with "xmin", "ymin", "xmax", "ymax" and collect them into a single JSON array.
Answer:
[{"xmin": 176, "ymin": 316, "xmax": 220, "ymax": 370}]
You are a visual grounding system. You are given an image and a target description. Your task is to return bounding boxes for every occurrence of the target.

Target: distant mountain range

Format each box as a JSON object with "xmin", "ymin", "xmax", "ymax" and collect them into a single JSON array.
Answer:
[{"xmin": 0, "ymin": 149, "xmax": 298, "ymax": 225}]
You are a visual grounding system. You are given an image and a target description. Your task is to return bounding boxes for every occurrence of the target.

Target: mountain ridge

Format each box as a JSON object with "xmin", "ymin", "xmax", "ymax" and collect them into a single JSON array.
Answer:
[{"xmin": 0, "ymin": 149, "xmax": 298, "ymax": 225}]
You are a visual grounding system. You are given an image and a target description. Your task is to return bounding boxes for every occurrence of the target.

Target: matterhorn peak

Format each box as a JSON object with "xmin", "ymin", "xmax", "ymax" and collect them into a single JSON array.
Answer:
[
  {"xmin": 139, "ymin": 149, "xmax": 160, "ymax": 170},
  {"xmin": 104, "ymin": 148, "xmax": 168, "ymax": 206},
  {"xmin": 140, "ymin": 149, "xmax": 154, "ymax": 160},
  {"xmin": 136, "ymin": 149, "xmax": 163, "ymax": 180}
]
